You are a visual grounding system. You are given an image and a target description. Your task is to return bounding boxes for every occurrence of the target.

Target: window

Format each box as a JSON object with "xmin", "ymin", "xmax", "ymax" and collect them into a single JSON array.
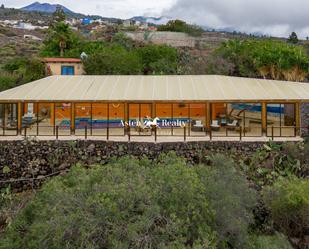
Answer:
[{"xmin": 61, "ymin": 66, "xmax": 75, "ymax": 75}]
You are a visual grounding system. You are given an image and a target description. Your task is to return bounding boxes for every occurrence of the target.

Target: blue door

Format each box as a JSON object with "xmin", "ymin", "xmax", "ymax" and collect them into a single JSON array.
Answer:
[{"xmin": 61, "ymin": 66, "xmax": 75, "ymax": 75}]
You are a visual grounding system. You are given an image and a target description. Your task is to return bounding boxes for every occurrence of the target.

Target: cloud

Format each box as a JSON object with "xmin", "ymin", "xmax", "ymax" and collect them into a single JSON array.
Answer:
[{"xmin": 164, "ymin": 0, "xmax": 309, "ymax": 38}]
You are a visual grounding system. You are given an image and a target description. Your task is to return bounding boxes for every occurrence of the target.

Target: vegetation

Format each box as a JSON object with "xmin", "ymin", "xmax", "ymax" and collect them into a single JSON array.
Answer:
[
  {"xmin": 158, "ymin": 20, "xmax": 204, "ymax": 37},
  {"xmin": 1, "ymin": 144, "xmax": 307, "ymax": 249},
  {"xmin": 288, "ymin": 32, "xmax": 299, "ymax": 44},
  {"xmin": 83, "ymin": 45, "xmax": 142, "ymax": 75},
  {"xmin": 0, "ymin": 57, "xmax": 45, "ymax": 91},
  {"xmin": 215, "ymin": 39, "xmax": 309, "ymax": 81},
  {"xmin": 40, "ymin": 21, "xmax": 81, "ymax": 57},
  {"xmin": 263, "ymin": 178, "xmax": 309, "ymax": 241}
]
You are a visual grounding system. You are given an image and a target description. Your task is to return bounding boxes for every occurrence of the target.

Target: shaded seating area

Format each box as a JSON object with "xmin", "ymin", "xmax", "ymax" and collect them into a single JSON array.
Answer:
[{"xmin": 0, "ymin": 75, "xmax": 307, "ymax": 138}]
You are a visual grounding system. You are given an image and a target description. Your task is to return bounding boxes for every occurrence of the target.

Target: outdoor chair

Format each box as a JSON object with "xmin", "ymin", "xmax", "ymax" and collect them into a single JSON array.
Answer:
[
  {"xmin": 192, "ymin": 120, "xmax": 204, "ymax": 132},
  {"xmin": 210, "ymin": 120, "xmax": 220, "ymax": 131},
  {"xmin": 227, "ymin": 120, "xmax": 238, "ymax": 130}
]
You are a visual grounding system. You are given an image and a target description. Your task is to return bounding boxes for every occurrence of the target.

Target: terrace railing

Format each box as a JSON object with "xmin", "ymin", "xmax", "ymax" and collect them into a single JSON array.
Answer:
[{"xmin": 0, "ymin": 125, "xmax": 308, "ymax": 142}]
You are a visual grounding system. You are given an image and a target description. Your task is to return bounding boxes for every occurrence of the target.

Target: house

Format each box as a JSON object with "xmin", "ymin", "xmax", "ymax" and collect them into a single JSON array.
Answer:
[
  {"xmin": 23, "ymin": 34, "xmax": 42, "ymax": 41},
  {"xmin": 0, "ymin": 75, "xmax": 308, "ymax": 139},
  {"xmin": 43, "ymin": 58, "xmax": 84, "ymax": 76}
]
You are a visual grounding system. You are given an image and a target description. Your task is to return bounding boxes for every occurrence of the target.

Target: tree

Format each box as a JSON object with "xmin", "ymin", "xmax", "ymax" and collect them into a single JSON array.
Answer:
[
  {"xmin": 263, "ymin": 177, "xmax": 309, "ymax": 247},
  {"xmin": 216, "ymin": 39, "xmax": 309, "ymax": 81},
  {"xmin": 136, "ymin": 44, "xmax": 179, "ymax": 74},
  {"xmin": 83, "ymin": 45, "xmax": 142, "ymax": 75},
  {"xmin": 52, "ymin": 6, "xmax": 66, "ymax": 24},
  {"xmin": 288, "ymin": 32, "xmax": 298, "ymax": 44},
  {"xmin": 41, "ymin": 22, "xmax": 80, "ymax": 57},
  {"xmin": 0, "ymin": 4, "xmax": 4, "ymax": 9},
  {"xmin": 158, "ymin": 19, "xmax": 204, "ymax": 37}
]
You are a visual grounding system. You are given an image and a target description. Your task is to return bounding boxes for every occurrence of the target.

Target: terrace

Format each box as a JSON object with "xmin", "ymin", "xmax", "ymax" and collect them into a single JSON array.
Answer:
[{"xmin": 0, "ymin": 75, "xmax": 308, "ymax": 141}]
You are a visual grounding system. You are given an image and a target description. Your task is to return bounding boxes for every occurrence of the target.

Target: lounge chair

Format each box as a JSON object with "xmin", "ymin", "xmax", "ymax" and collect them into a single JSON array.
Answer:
[
  {"xmin": 211, "ymin": 120, "xmax": 220, "ymax": 131},
  {"xmin": 192, "ymin": 120, "xmax": 204, "ymax": 132},
  {"xmin": 227, "ymin": 120, "xmax": 238, "ymax": 130}
]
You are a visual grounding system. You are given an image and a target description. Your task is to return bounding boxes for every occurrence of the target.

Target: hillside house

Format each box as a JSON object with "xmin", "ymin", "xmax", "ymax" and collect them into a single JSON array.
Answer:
[{"xmin": 43, "ymin": 58, "xmax": 84, "ymax": 76}]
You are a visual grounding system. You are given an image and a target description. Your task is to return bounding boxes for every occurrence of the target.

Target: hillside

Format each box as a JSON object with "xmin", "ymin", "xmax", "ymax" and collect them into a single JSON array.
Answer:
[{"xmin": 0, "ymin": 25, "xmax": 44, "ymax": 66}]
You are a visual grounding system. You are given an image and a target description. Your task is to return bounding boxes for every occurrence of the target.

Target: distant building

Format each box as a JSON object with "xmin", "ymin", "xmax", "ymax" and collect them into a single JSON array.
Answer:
[
  {"xmin": 81, "ymin": 18, "xmax": 92, "ymax": 25},
  {"xmin": 43, "ymin": 58, "xmax": 84, "ymax": 76},
  {"xmin": 123, "ymin": 20, "xmax": 134, "ymax": 27},
  {"xmin": 23, "ymin": 34, "xmax": 42, "ymax": 41}
]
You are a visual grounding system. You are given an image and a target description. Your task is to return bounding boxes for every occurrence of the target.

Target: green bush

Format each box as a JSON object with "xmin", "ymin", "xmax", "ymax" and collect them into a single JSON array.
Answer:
[
  {"xmin": 0, "ymin": 154, "xmax": 217, "ymax": 249},
  {"xmin": 249, "ymin": 233, "xmax": 293, "ymax": 249},
  {"xmin": 136, "ymin": 45, "xmax": 178, "ymax": 74},
  {"xmin": 83, "ymin": 45, "xmax": 142, "ymax": 75},
  {"xmin": 262, "ymin": 177, "xmax": 309, "ymax": 239},
  {"xmin": 0, "ymin": 73, "xmax": 19, "ymax": 91},
  {"xmin": 216, "ymin": 39, "xmax": 309, "ymax": 81},
  {"xmin": 199, "ymin": 154, "xmax": 257, "ymax": 248},
  {"xmin": 158, "ymin": 20, "xmax": 204, "ymax": 37}
]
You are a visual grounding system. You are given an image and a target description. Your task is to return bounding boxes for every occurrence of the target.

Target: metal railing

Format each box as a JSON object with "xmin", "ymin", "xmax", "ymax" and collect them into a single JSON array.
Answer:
[{"xmin": 1, "ymin": 125, "xmax": 308, "ymax": 142}]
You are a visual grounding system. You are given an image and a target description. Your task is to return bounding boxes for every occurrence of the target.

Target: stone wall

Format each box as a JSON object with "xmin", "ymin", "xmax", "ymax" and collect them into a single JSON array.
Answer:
[
  {"xmin": 301, "ymin": 103, "xmax": 309, "ymax": 136},
  {"xmin": 0, "ymin": 140, "xmax": 286, "ymax": 192}
]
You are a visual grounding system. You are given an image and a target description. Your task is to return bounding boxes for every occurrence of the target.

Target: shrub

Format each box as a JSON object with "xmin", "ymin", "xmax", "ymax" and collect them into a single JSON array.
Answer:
[
  {"xmin": 262, "ymin": 177, "xmax": 309, "ymax": 240},
  {"xmin": 0, "ymin": 73, "xmax": 19, "ymax": 91},
  {"xmin": 0, "ymin": 154, "xmax": 217, "ymax": 249},
  {"xmin": 198, "ymin": 154, "xmax": 257, "ymax": 248},
  {"xmin": 83, "ymin": 45, "xmax": 142, "ymax": 75},
  {"xmin": 249, "ymin": 233, "xmax": 293, "ymax": 249},
  {"xmin": 158, "ymin": 20, "xmax": 204, "ymax": 37}
]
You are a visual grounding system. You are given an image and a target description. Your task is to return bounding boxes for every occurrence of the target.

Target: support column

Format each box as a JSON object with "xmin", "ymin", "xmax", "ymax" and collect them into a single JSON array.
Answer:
[
  {"xmin": 50, "ymin": 103, "xmax": 55, "ymax": 126},
  {"xmin": 17, "ymin": 102, "xmax": 22, "ymax": 135},
  {"xmin": 71, "ymin": 103, "xmax": 75, "ymax": 135},
  {"xmin": 124, "ymin": 102, "xmax": 128, "ymax": 123},
  {"xmin": 261, "ymin": 102, "xmax": 267, "ymax": 135},
  {"xmin": 206, "ymin": 102, "xmax": 211, "ymax": 130},
  {"xmin": 295, "ymin": 102, "xmax": 300, "ymax": 136}
]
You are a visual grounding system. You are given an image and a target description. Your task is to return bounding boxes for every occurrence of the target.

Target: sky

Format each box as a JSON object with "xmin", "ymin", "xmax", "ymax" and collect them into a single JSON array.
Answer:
[{"xmin": 4, "ymin": 0, "xmax": 309, "ymax": 38}]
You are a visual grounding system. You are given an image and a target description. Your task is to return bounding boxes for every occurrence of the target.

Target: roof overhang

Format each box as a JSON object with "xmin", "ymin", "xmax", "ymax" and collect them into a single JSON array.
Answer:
[{"xmin": 0, "ymin": 75, "xmax": 308, "ymax": 103}]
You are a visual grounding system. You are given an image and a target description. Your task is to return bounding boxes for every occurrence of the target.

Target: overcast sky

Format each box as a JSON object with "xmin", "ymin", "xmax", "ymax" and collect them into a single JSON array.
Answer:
[{"xmin": 4, "ymin": 0, "xmax": 309, "ymax": 38}]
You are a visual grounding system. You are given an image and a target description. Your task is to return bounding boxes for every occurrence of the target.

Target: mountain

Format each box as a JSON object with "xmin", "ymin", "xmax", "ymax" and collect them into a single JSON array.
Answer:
[{"xmin": 21, "ymin": 2, "xmax": 74, "ymax": 14}]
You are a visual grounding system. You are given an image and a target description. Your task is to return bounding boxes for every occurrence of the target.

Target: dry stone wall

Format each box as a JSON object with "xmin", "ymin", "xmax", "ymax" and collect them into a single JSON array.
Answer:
[{"xmin": 0, "ymin": 140, "xmax": 288, "ymax": 192}]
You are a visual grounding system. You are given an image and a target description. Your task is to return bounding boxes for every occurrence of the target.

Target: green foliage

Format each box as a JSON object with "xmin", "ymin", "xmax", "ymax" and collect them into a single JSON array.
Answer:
[
  {"xmin": 82, "ymin": 41, "xmax": 179, "ymax": 75},
  {"xmin": 249, "ymin": 233, "xmax": 293, "ymax": 249},
  {"xmin": 2, "ymin": 166, "xmax": 10, "ymax": 174},
  {"xmin": 198, "ymin": 154, "xmax": 257, "ymax": 248},
  {"xmin": 52, "ymin": 6, "xmax": 66, "ymax": 24},
  {"xmin": 112, "ymin": 32, "xmax": 136, "ymax": 50},
  {"xmin": 262, "ymin": 177, "xmax": 309, "ymax": 239},
  {"xmin": 158, "ymin": 20, "xmax": 204, "ymax": 37},
  {"xmin": 247, "ymin": 142, "xmax": 308, "ymax": 187},
  {"xmin": 136, "ymin": 45, "xmax": 179, "ymax": 74},
  {"xmin": 288, "ymin": 32, "xmax": 298, "ymax": 44},
  {"xmin": 1, "ymin": 57, "xmax": 45, "ymax": 89},
  {"xmin": 0, "ymin": 73, "xmax": 19, "ymax": 91},
  {"xmin": 216, "ymin": 39, "xmax": 309, "ymax": 81},
  {"xmin": 40, "ymin": 22, "xmax": 81, "ymax": 57},
  {"xmin": 0, "ymin": 154, "xmax": 217, "ymax": 248},
  {"xmin": 83, "ymin": 45, "xmax": 142, "ymax": 75},
  {"xmin": 0, "ymin": 152, "xmax": 263, "ymax": 249}
]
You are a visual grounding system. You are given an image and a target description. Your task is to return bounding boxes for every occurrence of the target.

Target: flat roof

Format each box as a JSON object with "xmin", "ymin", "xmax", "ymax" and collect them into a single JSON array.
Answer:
[
  {"xmin": 0, "ymin": 75, "xmax": 309, "ymax": 102},
  {"xmin": 43, "ymin": 58, "xmax": 82, "ymax": 63}
]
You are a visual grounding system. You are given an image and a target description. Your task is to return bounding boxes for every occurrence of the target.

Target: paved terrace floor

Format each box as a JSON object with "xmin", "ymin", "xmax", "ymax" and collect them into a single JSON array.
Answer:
[{"xmin": 0, "ymin": 135, "xmax": 303, "ymax": 143}]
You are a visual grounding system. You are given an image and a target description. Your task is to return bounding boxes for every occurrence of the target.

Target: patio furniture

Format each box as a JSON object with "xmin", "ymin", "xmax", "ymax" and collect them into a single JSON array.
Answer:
[
  {"xmin": 211, "ymin": 120, "xmax": 220, "ymax": 131},
  {"xmin": 191, "ymin": 120, "xmax": 204, "ymax": 132},
  {"xmin": 227, "ymin": 120, "xmax": 238, "ymax": 130}
]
